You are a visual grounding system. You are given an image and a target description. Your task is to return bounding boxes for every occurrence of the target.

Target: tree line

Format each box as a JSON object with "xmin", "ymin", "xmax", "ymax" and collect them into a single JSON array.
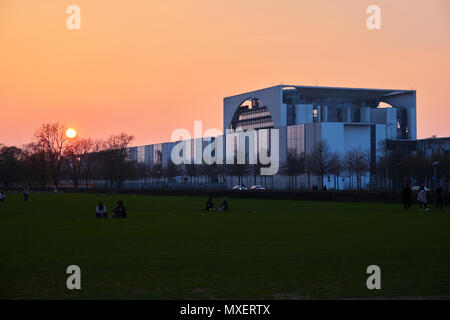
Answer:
[
  {"xmin": 281, "ymin": 141, "xmax": 450, "ymax": 191},
  {"xmin": 1, "ymin": 124, "xmax": 449, "ymax": 191},
  {"xmin": 282, "ymin": 142, "xmax": 371, "ymax": 191},
  {"xmin": 0, "ymin": 123, "xmax": 135, "ymax": 190}
]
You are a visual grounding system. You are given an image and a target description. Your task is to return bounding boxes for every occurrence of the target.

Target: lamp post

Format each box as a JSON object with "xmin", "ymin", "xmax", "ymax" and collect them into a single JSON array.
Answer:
[{"xmin": 432, "ymin": 160, "xmax": 439, "ymax": 191}]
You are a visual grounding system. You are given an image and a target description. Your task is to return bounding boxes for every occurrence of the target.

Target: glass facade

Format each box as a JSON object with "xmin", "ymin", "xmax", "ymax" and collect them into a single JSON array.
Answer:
[
  {"xmin": 235, "ymin": 106, "xmax": 273, "ymax": 130},
  {"xmin": 287, "ymin": 124, "xmax": 305, "ymax": 156},
  {"xmin": 258, "ymin": 129, "xmax": 270, "ymax": 154},
  {"xmin": 238, "ymin": 108, "xmax": 271, "ymax": 121},
  {"xmin": 231, "ymin": 99, "xmax": 274, "ymax": 131},
  {"xmin": 153, "ymin": 144, "xmax": 162, "ymax": 165},
  {"xmin": 137, "ymin": 146, "xmax": 145, "ymax": 163}
]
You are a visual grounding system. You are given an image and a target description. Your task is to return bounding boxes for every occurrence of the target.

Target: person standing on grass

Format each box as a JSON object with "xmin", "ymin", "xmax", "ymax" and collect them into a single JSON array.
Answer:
[
  {"xmin": 401, "ymin": 183, "xmax": 412, "ymax": 211},
  {"xmin": 418, "ymin": 186, "xmax": 429, "ymax": 212},
  {"xmin": 24, "ymin": 188, "xmax": 30, "ymax": 202},
  {"xmin": 0, "ymin": 191, "xmax": 5, "ymax": 203},
  {"xmin": 436, "ymin": 184, "xmax": 445, "ymax": 211}
]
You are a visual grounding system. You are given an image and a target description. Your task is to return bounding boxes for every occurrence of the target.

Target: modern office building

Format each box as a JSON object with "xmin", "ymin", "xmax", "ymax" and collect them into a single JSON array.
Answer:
[
  {"xmin": 127, "ymin": 85, "xmax": 447, "ymax": 189},
  {"xmin": 224, "ymin": 85, "xmax": 417, "ymax": 188}
]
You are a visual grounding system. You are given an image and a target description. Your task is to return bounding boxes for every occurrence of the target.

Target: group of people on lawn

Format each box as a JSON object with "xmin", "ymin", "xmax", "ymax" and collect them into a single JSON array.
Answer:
[
  {"xmin": 96, "ymin": 200, "xmax": 127, "ymax": 219},
  {"xmin": 0, "ymin": 185, "xmax": 444, "ymax": 215},
  {"xmin": 96, "ymin": 197, "xmax": 229, "ymax": 218},
  {"xmin": 401, "ymin": 183, "xmax": 445, "ymax": 212},
  {"xmin": 205, "ymin": 197, "xmax": 229, "ymax": 212},
  {"xmin": 0, "ymin": 188, "xmax": 29, "ymax": 202}
]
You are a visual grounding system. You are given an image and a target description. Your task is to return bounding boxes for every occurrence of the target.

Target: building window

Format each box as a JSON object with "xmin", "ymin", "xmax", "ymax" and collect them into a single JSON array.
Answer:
[
  {"xmin": 287, "ymin": 125, "xmax": 305, "ymax": 156},
  {"xmin": 231, "ymin": 100, "xmax": 274, "ymax": 131}
]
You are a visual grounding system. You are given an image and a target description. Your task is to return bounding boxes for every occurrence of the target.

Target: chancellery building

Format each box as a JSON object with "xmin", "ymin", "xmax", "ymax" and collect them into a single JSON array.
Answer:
[{"xmin": 128, "ymin": 85, "xmax": 448, "ymax": 190}]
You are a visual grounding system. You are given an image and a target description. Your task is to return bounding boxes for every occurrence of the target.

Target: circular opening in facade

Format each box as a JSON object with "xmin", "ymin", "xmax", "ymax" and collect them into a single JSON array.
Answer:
[{"xmin": 230, "ymin": 98, "xmax": 274, "ymax": 131}]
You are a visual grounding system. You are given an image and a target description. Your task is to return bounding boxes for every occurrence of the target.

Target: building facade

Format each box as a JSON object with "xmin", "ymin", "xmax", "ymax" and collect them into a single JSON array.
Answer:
[{"xmin": 127, "ymin": 85, "xmax": 447, "ymax": 190}]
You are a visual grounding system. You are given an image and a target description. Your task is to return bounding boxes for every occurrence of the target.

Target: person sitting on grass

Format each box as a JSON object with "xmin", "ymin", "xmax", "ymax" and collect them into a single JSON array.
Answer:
[
  {"xmin": 112, "ymin": 200, "xmax": 127, "ymax": 218},
  {"xmin": 205, "ymin": 197, "xmax": 215, "ymax": 211},
  {"xmin": 218, "ymin": 197, "xmax": 228, "ymax": 212},
  {"xmin": 96, "ymin": 201, "xmax": 107, "ymax": 218}
]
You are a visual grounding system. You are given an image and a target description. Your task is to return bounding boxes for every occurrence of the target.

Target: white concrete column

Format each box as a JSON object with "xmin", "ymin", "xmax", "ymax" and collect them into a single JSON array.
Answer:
[
  {"xmin": 361, "ymin": 107, "xmax": 370, "ymax": 123},
  {"xmin": 322, "ymin": 106, "xmax": 328, "ymax": 122}
]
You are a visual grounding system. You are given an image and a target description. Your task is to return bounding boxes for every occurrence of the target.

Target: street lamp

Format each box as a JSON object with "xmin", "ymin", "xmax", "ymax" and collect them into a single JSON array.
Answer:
[{"xmin": 432, "ymin": 161, "xmax": 440, "ymax": 190}]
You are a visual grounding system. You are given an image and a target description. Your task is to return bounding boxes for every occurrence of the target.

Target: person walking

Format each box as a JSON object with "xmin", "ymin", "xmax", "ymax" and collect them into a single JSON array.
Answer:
[{"xmin": 418, "ymin": 186, "xmax": 429, "ymax": 212}]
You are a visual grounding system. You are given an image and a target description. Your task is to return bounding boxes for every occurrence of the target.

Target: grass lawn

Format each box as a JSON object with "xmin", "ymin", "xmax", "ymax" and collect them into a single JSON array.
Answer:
[{"xmin": 0, "ymin": 192, "xmax": 449, "ymax": 299}]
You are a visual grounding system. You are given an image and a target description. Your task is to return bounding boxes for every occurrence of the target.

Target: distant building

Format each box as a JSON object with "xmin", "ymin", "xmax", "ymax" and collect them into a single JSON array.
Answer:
[
  {"xmin": 128, "ymin": 85, "xmax": 448, "ymax": 190},
  {"xmin": 387, "ymin": 137, "xmax": 450, "ymax": 158}
]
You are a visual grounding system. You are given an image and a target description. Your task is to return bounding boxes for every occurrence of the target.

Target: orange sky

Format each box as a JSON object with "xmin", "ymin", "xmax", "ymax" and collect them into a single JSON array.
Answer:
[{"xmin": 1, "ymin": 0, "xmax": 449, "ymax": 146}]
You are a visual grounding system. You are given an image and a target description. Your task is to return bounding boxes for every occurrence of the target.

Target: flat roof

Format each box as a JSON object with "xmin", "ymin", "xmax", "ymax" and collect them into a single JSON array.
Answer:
[{"xmin": 282, "ymin": 85, "xmax": 415, "ymax": 102}]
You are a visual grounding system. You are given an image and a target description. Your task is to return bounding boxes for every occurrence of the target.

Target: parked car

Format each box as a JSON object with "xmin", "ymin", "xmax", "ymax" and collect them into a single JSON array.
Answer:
[
  {"xmin": 250, "ymin": 185, "xmax": 265, "ymax": 190},
  {"xmin": 232, "ymin": 184, "xmax": 248, "ymax": 191}
]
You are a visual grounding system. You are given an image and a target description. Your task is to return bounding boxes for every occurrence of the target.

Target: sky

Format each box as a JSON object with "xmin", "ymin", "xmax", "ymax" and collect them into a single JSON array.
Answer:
[{"xmin": 1, "ymin": 0, "xmax": 449, "ymax": 146}]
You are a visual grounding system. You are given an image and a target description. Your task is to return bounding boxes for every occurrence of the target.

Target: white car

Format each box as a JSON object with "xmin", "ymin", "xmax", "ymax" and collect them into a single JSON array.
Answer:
[
  {"xmin": 232, "ymin": 185, "xmax": 248, "ymax": 191},
  {"xmin": 250, "ymin": 185, "xmax": 265, "ymax": 190}
]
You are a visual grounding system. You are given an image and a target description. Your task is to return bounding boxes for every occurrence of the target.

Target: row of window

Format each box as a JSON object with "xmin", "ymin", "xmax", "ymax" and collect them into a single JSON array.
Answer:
[
  {"xmin": 237, "ymin": 121, "xmax": 274, "ymax": 131},
  {"xmin": 287, "ymin": 125, "xmax": 306, "ymax": 156},
  {"xmin": 238, "ymin": 108, "xmax": 271, "ymax": 121}
]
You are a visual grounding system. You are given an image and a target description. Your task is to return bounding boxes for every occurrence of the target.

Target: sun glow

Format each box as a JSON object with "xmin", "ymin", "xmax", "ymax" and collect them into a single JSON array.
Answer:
[{"xmin": 66, "ymin": 128, "xmax": 77, "ymax": 139}]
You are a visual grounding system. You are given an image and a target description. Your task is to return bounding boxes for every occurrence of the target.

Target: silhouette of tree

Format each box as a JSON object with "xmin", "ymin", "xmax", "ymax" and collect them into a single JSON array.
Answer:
[
  {"xmin": 310, "ymin": 141, "xmax": 331, "ymax": 189},
  {"xmin": 33, "ymin": 123, "xmax": 70, "ymax": 187}
]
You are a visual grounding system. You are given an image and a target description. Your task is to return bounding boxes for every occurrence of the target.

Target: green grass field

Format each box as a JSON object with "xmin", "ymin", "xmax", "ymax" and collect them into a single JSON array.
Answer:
[{"xmin": 0, "ymin": 192, "xmax": 449, "ymax": 299}]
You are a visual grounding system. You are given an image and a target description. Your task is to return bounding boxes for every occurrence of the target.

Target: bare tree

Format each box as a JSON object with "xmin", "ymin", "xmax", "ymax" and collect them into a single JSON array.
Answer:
[
  {"xmin": 345, "ymin": 147, "xmax": 370, "ymax": 190},
  {"xmin": 164, "ymin": 160, "xmax": 182, "ymax": 183},
  {"xmin": 282, "ymin": 150, "xmax": 305, "ymax": 190},
  {"xmin": 22, "ymin": 142, "xmax": 48, "ymax": 188},
  {"xmin": 151, "ymin": 163, "xmax": 163, "ymax": 183},
  {"xmin": 329, "ymin": 151, "xmax": 344, "ymax": 190},
  {"xmin": 408, "ymin": 153, "xmax": 432, "ymax": 188},
  {"xmin": 377, "ymin": 146, "xmax": 415, "ymax": 191},
  {"xmin": 310, "ymin": 141, "xmax": 331, "ymax": 189},
  {"xmin": 226, "ymin": 162, "xmax": 249, "ymax": 186},
  {"xmin": 184, "ymin": 163, "xmax": 197, "ymax": 185},
  {"xmin": 33, "ymin": 123, "xmax": 70, "ymax": 187},
  {"xmin": 226, "ymin": 152, "xmax": 250, "ymax": 186},
  {"xmin": 0, "ymin": 145, "xmax": 23, "ymax": 190},
  {"xmin": 98, "ymin": 133, "xmax": 134, "ymax": 188},
  {"xmin": 83, "ymin": 139, "xmax": 105, "ymax": 187},
  {"xmin": 64, "ymin": 138, "xmax": 94, "ymax": 188},
  {"xmin": 201, "ymin": 162, "xmax": 218, "ymax": 185}
]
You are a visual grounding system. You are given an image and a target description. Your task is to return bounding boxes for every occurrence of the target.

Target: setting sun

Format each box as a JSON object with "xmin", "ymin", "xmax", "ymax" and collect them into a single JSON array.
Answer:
[{"xmin": 66, "ymin": 128, "xmax": 77, "ymax": 139}]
